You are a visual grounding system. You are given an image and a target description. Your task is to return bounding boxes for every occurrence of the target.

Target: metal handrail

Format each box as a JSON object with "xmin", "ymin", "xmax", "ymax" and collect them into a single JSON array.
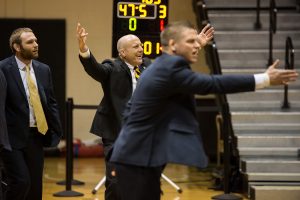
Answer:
[
  {"xmin": 282, "ymin": 37, "xmax": 295, "ymax": 109},
  {"xmin": 254, "ymin": 0, "xmax": 262, "ymax": 29},
  {"xmin": 205, "ymin": 42, "xmax": 239, "ymax": 196},
  {"xmin": 268, "ymin": 0, "xmax": 277, "ymax": 65},
  {"xmin": 193, "ymin": 0, "xmax": 209, "ymax": 28},
  {"xmin": 211, "ymin": 42, "xmax": 222, "ymax": 75},
  {"xmin": 193, "ymin": 1, "xmax": 241, "ymax": 197}
]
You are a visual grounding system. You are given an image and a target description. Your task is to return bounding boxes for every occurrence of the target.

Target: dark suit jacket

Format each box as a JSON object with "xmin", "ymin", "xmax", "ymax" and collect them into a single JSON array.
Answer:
[
  {"xmin": 0, "ymin": 69, "xmax": 11, "ymax": 151},
  {"xmin": 79, "ymin": 52, "xmax": 151, "ymax": 141},
  {"xmin": 110, "ymin": 53, "xmax": 255, "ymax": 168},
  {"xmin": 0, "ymin": 56, "xmax": 62, "ymax": 149}
]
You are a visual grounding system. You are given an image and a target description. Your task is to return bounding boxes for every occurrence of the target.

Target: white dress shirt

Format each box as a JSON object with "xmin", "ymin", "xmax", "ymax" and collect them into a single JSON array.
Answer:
[{"xmin": 15, "ymin": 56, "xmax": 38, "ymax": 127}]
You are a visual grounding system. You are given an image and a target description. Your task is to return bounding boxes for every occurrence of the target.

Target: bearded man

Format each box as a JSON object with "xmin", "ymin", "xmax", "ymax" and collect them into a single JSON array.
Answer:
[{"xmin": 0, "ymin": 27, "xmax": 62, "ymax": 200}]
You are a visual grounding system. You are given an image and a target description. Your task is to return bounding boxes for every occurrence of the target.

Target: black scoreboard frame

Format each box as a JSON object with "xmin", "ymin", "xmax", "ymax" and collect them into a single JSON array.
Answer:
[{"xmin": 112, "ymin": 0, "xmax": 169, "ymax": 59}]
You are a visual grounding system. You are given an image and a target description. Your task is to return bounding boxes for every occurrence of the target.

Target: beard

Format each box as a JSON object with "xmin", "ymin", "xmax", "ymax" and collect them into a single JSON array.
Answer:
[{"xmin": 19, "ymin": 44, "xmax": 39, "ymax": 60}]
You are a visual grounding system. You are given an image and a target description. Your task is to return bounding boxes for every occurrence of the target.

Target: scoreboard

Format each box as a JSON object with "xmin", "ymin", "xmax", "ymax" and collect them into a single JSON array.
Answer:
[{"xmin": 112, "ymin": 0, "xmax": 169, "ymax": 59}]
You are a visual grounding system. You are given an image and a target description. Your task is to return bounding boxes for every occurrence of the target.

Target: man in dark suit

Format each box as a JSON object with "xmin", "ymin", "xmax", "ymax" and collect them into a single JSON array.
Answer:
[
  {"xmin": 76, "ymin": 23, "xmax": 151, "ymax": 200},
  {"xmin": 0, "ymin": 27, "xmax": 62, "ymax": 200},
  {"xmin": 110, "ymin": 21, "xmax": 299, "ymax": 200},
  {"xmin": 0, "ymin": 69, "xmax": 11, "ymax": 200}
]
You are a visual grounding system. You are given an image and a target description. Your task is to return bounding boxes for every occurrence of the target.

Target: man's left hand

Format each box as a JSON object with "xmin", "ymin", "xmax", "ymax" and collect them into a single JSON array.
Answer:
[{"xmin": 197, "ymin": 24, "xmax": 214, "ymax": 47}]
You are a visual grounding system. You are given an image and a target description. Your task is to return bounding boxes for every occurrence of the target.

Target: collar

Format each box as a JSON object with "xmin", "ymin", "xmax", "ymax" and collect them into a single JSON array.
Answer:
[
  {"xmin": 125, "ymin": 61, "xmax": 134, "ymax": 71},
  {"xmin": 15, "ymin": 56, "xmax": 33, "ymax": 71}
]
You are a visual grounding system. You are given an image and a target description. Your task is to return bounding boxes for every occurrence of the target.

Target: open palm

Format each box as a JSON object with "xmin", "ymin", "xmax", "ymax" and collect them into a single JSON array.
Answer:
[{"xmin": 198, "ymin": 24, "xmax": 214, "ymax": 47}]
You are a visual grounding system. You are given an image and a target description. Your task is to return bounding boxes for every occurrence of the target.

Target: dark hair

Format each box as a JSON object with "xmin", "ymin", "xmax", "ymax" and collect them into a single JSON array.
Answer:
[
  {"xmin": 9, "ymin": 27, "xmax": 33, "ymax": 53},
  {"xmin": 160, "ymin": 21, "xmax": 196, "ymax": 47}
]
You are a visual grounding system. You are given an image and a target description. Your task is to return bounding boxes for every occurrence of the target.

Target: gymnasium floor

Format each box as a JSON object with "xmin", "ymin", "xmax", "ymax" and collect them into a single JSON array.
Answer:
[{"xmin": 43, "ymin": 157, "xmax": 248, "ymax": 200}]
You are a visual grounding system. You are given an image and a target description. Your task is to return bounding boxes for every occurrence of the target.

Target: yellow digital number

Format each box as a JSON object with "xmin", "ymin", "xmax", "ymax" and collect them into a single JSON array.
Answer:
[
  {"xmin": 142, "ymin": 0, "xmax": 161, "ymax": 4},
  {"xmin": 119, "ymin": 4, "xmax": 127, "ymax": 16},
  {"xmin": 142, "ymin": 0, "xmax": 152, "ymax": 4},
  {"xmin": 139, "ymin": 4, "xmax": 147, "ymax": 18},
  {"xmin": 144, "ymin": 41, "xmax": 152, "ymax": 55},
  {"xmin": 128, "ymin": 4, "xmax": 135, "ymax": 16},
  {"xmin": 159, "ymin": 5, "xmax": 167, "ymax": 19},
  {"xmin": 156, "ymin": 42, "xmax": 161, "ymax": 54},
  {"xmin": 129, "ymin": 18, "xmax": 137, "ymax": 31}
]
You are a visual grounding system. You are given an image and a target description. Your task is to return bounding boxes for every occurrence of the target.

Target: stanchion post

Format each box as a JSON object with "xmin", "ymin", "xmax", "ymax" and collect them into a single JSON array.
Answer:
[
  {"xmin": 53, "ymin": 98, "xmax": 84, "ymax": 197},
  {"xmin": 211, "ymin": 103, "xmax": 242, "ymax": 200},
  {"xmin": 56, "ymin": 98, "xmax": 85, "ymax": 186}
]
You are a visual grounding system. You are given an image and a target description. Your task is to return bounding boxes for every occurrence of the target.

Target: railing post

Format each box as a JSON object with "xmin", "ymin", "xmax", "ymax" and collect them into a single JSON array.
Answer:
[
  {"xmin": 268, "ymin": 0, "xmax": 277, "ymax": 66},
  {"xmin": 282, "ymin": 37, "xmax": 294, "ymax": 109},
  {"xmin": 268, "ymin": 25, "xmax": 273, "ymax": 65},
  {"xmin": 254, "ymin": 0, "xmax": 262, "ymax": 29}
]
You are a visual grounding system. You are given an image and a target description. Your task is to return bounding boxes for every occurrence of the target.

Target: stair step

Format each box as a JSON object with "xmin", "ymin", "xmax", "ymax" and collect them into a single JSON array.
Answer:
[
  {"xmin": 239, "ymin": 147, "xmax": 299, "ymax": 157},
  {"xmin": 222, "ymin": 69, "xmax": 300, "ymax": 88},
  {"xmin": 246, "ymin": 172, "xmax": 300, "ymax": 181},
  {"xmin": 227, "ymin": 89, "xmax": 300, "ymax": 101},
  {"xmin": 241, "ymin": 158, "xmax": 300, "ymax": 173},
  {"xmin": 233, "ymin": 123, "xmax": 300, "ymax": 131},
  {"xmin": 218, "ymin": 49, "xmax": 300, "ymax": 68},
  {"xmin": 237, "ymin": 135, "xmax": 300, "ymax": 147},
  {"xmin": 231, "ymin": 112, "xmax": 300, "ymax": 123},
  {"xmin": 250, "ymin": 185, "xmax": 300, "ymax": 200},
  {"xmin": 209, "ymin": 11, "xmax": 300, "ymax": 31},
  {"xmin": 248, "ymin": 181, "xmax": 300, "ymax": 190},
  {"xmin": 214, "ymin": 30, "xmax": 300, "ymax": 49},
  {"xmin": 235, "ymin": 129, "xmax": 300, "ymax": 135},
  {"xmin": 229, "ymin": 101, "xmax": 300, "ymax": 111}
]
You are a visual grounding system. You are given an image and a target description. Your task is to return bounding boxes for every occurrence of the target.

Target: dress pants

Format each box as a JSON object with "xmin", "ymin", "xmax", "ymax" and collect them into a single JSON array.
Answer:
[
  {"xmin": 1, "ymin": 128, "xmax": 44, "ymax": 200},
  {"xmin": 115, "ymin": 163, "xmax": 163, "ymax": 200},
  {"xmin": 102, "ymin": 139, "xmax": 120, "ymax": 200}
]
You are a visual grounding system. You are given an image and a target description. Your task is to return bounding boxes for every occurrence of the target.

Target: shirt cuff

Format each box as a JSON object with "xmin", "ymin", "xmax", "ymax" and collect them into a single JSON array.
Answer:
[
  {"xmin": 254, "ymin": 73, "xmax": 270, "ymax": 89},
  {"xmin": 79, "ymin": 48, "xmax": 90, "ymax": 58}
]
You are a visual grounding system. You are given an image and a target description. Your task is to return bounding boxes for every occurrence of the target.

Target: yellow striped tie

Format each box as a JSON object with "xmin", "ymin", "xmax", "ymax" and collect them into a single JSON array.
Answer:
[
  {"xmin": 25, "ymin": 65, "xmax": 48, "ymax": 135},
  {"xmin": 134, "ymin": 66, "xmax": 141, "ymax": 80}
]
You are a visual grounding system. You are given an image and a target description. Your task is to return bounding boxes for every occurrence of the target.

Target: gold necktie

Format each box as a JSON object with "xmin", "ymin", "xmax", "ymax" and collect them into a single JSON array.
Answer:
[
  {"xmin": 25, "ymin": 65, "xmax": 48, "ymax": 135},
  {"xmin": 134, "ymin": 66, "xmax": 141, "ymax": 80}
]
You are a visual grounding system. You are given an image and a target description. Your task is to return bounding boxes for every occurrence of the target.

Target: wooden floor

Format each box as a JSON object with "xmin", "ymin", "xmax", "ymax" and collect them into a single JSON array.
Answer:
[{"xmin": 43, "ymin": 157, "xmax": 248, "ymax": 200}]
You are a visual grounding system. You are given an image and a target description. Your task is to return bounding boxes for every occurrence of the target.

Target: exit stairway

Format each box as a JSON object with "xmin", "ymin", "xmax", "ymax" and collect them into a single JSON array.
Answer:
[{"xmin": 205, "ymin": 0, "xmax": 300, "ymax": 199}]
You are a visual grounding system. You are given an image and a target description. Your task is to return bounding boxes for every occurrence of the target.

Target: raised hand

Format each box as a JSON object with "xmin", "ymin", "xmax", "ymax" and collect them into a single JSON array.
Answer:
[
  {"xmin": 266, "ymin": 59, "xmax": 298, "ymax": 85},
  {"xmin": 197, "ymin": 24, "xmax": 214, "ymax": 47},
  {"xmin": 76, "ymin": 22, "xmax": 89, "ymax": 53}
]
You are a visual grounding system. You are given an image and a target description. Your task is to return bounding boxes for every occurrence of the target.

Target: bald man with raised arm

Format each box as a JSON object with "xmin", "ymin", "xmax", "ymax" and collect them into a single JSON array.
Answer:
[{"xmin": 76, "ymin": 23, "xmax": 152, "ymax": 200}]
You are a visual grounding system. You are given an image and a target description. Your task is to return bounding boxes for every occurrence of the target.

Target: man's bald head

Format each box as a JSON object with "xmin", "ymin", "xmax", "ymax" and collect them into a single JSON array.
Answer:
[
  {"xmin": 117, "ymin": 34, "xmax": 139, "ymax": 52},
  {"xmin": 117, "ymin": 34, "xmax": 144, "ymax": 66}
]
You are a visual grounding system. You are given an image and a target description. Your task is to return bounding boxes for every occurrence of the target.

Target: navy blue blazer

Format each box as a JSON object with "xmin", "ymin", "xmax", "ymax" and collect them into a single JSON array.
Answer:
[
  {"xmin": 0, "ymin": 56, "xmax": 62, "ymax": 149},
  {"xmin": 110, "ymin": 53, "xmax": 255, "ymax": 168},
  {"xmin": 79, "ymin": 52, "xmax": 151, "ymax": 141}
]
